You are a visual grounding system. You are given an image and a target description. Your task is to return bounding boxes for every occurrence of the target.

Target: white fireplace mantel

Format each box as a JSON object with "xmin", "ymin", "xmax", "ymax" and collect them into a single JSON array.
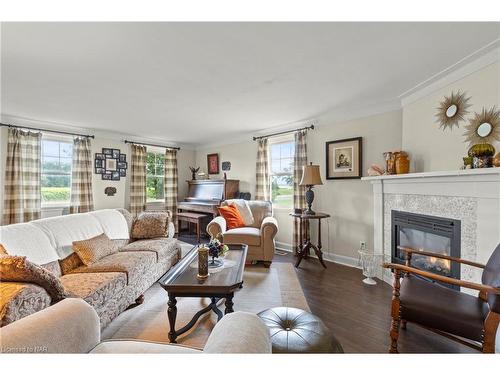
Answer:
[{"xmin": 362, "ymin": 168, "xmax": 500, "ymax": 285}]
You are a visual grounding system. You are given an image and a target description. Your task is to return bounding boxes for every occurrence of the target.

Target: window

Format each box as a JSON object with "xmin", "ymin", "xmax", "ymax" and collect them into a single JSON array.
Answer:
[
  {"xmin": 146, "ymin": 151, "xmax": 164, "ymax": 202},
  {"xmin": 269, "ymin": 140, "xmax": 294, "ymax": 209},
  {"xmin": 41, "ymin": 139, "xmax": 73, "ymax": 206}
]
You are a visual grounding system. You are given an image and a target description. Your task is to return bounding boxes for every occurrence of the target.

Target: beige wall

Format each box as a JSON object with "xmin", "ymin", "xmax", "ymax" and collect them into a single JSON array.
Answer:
[
  {"xmin": 402, "ymin": 62, "xmax": 500, "ymax": 172},
  {"xmin": 194, "ymin": 110, "xmax": 403, "ymax": 261},
  {"xmin": 0, "ymin": 126, "xmax": 195, "ymax": 224}
]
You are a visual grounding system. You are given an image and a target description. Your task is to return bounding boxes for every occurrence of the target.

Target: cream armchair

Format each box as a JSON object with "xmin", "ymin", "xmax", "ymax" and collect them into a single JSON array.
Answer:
[{"xmin": 207, "ymin": 200, "xmax": 278, "ymax": 267}]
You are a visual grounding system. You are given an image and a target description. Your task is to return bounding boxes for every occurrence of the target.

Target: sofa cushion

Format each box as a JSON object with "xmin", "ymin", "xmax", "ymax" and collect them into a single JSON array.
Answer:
[
  {"xmin": 59, "ymin": 252, "xmax": 84, "ymax": 275},
  {"xmin": 89, "ymin": 209, "xmax": 130, "ymax": 240},
  {"xmin": 91, "ymin": 340, "xmax": 202, "ymax": 354},
  {"xmin": 60, "ymin": 272, "xmax": 127, "ymax": 308},
  {"xmin": 131, "ymin": 212, "xmax": 169, "ymax": 239},
  {"xmin": 67, "ymin": 252, "xmax": 156, "ymax": 285},
  {"xmin": 0, "ymin": 255, "xmax": 69, "ymax": 302},
  {"xmin": 0, "ymin": 223, "xmax": 59, "ymax": 264},
  {"xmin": 120, "ymin": 238, "xmax": 180, "ymax": 263},
  {"xmin": 32, "ymin": 213, "xmax": 104, "ymax": 259},
  {"xmin": 0, "ymin": 282, "xmax": 51, "ymax": 327},
  {"xmin": 72, "ymin": 233, "xmax": 120, "ymax": 266},
  {"xmin": 223, "ymin": 227, "xmax": 261, "ymax": 246},
  {"xmin": 224, "ymin": 199, "xmax": 255, "ymax": 226}
]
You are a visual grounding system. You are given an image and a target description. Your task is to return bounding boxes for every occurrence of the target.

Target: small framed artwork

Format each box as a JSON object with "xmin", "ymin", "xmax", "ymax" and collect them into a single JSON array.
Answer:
[
  {"xmin": 112, "ymin": 149, "xmax": 120, "ymax": 159},
  {"xmin": 95, "ymin": 153, "xmax": 105, "ymax": 160},
  {"xmin": 111, "ymin": 171, "xmax": 120, "ymax": 181},
  {"xmin": 95, "ymin": 159, "xmax": 104, "ymax": 168},
  {"xmin": 325, "ymin": 137, "xmax": 362, "ymax": 179},
  {"xmin": 119, "ymin": 154, "xmax": 127, "ymax": 162},
  {"xmin": 106, "ymin": 159, "xmax": 117, "ymax": 171},
  {"xmin": 207, "ymin": 153, "xmax": 219, "ymax": 174},
  {"xmin": 117, "ymin": 161, "xmax": 127, "ymax": 169},
  {"xmin": 103, "ymin": 148, "xmax": 113, "ymax": 156},
  {"xmin": 95, "ymin": 167, "xmax": 105, "ymax": 174},
  {"xmin": 102, "ymin": 173, "xmax": 112, "ymax": 180},
  {"xmin": 119, "ymin": 169, "xmax": 126, "ymax": 177}
]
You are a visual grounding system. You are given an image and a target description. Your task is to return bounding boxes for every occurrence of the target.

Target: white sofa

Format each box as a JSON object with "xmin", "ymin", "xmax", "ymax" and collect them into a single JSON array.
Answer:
[
  {"xmin": 0, "ymin": 209, "xmax": 179, "ymax": 329},
  {"xmin": 0, "ymin": 298, "xmax": 272, "ymax": 354}
]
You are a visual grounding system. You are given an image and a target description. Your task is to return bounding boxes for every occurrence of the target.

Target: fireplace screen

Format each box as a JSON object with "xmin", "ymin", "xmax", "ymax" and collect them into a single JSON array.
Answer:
[
  {"xmin": 391, "ymin": 210, "xmax": 461, "ymax": 289},
  {"xmin": 399, "ymin": 228, "xmax": 452, "ymax": 276}
]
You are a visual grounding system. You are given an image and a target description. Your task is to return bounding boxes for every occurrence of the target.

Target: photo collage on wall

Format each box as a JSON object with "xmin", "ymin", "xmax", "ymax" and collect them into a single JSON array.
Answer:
[{"xmin": 95, "ymin": 148, "xmax": 128, "ymax": 181}]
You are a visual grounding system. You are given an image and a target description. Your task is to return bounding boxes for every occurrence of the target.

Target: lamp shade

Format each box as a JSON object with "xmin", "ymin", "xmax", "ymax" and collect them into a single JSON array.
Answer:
[{"xmin": 300, "ymin": 163, "xmax": 323, "ymax": 186}]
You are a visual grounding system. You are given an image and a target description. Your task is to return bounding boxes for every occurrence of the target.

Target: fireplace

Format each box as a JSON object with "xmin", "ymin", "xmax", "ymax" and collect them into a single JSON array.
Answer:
[{"xmin": 391, "ymin": 210, "xmax": 461, "ymax": 289}]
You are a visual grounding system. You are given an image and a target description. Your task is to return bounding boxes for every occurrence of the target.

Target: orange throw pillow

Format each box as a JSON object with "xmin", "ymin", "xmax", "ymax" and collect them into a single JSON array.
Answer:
[{"xmin": 218, "ymin": 204, "xmax": 246, "ymax": 229}]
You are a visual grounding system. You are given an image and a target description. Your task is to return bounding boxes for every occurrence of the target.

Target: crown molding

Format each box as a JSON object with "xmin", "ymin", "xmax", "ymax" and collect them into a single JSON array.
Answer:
[
  {"xmin": 0, "ymin": 113, "xmax": 196, "ymax": 150},
  {"xmin": 400, "ymin": 39, "xmax": 500, "ymax": 107}
]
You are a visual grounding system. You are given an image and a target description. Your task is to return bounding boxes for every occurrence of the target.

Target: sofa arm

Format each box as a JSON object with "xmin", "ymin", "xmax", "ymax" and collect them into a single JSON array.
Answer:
[
  {"xmin": 0, "ymin": 298, "xmax": 100, "ymax": 353},
  {"xmin": 261, "ymin": 216, "xmax": 278, "ymax": 238},
  {"xmin": 206, "ymin": 216, "xmax": 227, "ymax": 239},
  {"xmin": 203, "ymin": 311, "xmax": 271, "ymax": 353}
]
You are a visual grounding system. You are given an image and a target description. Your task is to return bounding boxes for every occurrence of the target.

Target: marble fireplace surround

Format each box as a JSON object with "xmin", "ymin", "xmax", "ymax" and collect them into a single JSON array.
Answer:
[{"xmin": 362, "ymin": 168, "xmax": 500, "ymax": 286}]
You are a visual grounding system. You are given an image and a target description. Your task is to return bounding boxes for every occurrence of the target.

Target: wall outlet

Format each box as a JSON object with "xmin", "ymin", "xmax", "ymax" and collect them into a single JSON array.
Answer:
[{"xmin": 360, "ymin": 241, "xmax": 367, "ymax": 251}]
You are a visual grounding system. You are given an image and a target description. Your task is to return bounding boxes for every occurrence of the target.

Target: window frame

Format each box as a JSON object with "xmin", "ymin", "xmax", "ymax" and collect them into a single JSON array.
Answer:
[
  {"xmin": 40, "ymin": 134, "xmax": 73, "ymax": 208},
  {"xmin": 146, "ymin": 148, "xmax": 165, "ymax": 203},
  {"xmin": 268, "ymin": 135, "xmax": 295, "ymax": 210}
]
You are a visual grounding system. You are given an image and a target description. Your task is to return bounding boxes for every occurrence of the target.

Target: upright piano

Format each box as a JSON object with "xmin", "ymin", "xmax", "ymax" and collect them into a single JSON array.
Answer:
[{"xmin": 178, "ymin": 179, "xmax": 240, "ymax": 218}]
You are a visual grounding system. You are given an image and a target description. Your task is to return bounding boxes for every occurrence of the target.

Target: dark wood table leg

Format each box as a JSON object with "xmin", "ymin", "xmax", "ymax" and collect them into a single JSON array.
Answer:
[
  {"xmin": 167, "ymin": 294, "xmax": 178, "ymax": 343},
  {"xmin": 224, "ymin": 293, "xmax": 234, "ymax": 314},
  {"xmin": 316, "ymin": 218, "xmax": 327, "ymax": 268},
  {"xmin": 196, "ymin": 219, "xmax": 201, "ymax": 243}
]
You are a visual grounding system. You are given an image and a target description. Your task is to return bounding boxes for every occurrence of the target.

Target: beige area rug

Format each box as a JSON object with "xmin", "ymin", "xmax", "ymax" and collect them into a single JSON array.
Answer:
[{"xmin": 101, "ymin": 262, "xmax": 309, "ymax": 349}]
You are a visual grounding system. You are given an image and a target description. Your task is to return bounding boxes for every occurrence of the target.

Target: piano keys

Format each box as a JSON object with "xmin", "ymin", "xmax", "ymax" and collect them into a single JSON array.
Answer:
[{"xmin": 178, "ymin": 179, "xmax": 240, "ymax": 218}]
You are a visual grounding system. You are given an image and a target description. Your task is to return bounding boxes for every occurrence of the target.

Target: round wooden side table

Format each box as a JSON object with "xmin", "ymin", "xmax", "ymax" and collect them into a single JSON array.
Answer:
[{"xmin": 289, "ymin": 212, "xmax": 330, "ymax": 268}]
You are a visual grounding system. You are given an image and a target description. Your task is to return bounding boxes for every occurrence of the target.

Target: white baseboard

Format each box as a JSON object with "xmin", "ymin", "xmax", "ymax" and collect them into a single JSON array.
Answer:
[{"xmin": 275, "ymin": 243, "xmax": 361, "ymax": 269}]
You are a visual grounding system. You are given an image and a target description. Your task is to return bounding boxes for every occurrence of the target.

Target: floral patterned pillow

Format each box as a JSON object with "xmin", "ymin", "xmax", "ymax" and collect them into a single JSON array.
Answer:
[
  {"xmin": 131, "ymin": 212, "xmax": 169, "ymax": 239},
  {"xmin": 0, "ymin": 255, "xmax": 70, "ymax": 303}
]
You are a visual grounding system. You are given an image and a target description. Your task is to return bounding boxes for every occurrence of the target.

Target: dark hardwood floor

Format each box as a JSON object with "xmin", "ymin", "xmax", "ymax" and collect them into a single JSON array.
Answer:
[{"xmin": 177, "ymin": 233, "xmax": 474, "ymax": 353}]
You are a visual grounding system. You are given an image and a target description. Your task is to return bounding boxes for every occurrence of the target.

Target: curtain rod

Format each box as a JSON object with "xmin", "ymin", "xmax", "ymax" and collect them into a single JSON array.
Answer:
[
  {"xmin": 252, "ymin": 124, "xmax": 314, "ymax": 141},
  {"xmin": 124, "ymin": 140, "xmax": 180, "ymax": 151},
  {"xmin": 0, "ymin": 123, "xmax": 95, "ymax": 139}
]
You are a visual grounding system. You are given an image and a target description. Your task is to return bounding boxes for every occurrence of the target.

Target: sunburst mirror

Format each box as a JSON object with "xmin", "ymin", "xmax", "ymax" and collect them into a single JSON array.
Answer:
[
  {"xmin": 435, "ymin": 90, "xmax": 471, "ymax": 130},
  {"xmin": 463, "ymin": 106, "xmax": 500, "ymax": 147}
]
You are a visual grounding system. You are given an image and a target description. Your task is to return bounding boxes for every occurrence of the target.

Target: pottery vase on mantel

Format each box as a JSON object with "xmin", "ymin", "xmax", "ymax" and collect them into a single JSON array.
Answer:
[{"xmin": 394, "ymin": 151, "xmax": 410, "ymax": 174}]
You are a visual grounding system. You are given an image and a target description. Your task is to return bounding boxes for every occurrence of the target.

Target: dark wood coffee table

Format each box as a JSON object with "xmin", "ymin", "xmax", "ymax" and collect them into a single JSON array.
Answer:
[{"xmin": 159, "ymin": 244, "xmax": 248, "ymax": 343}]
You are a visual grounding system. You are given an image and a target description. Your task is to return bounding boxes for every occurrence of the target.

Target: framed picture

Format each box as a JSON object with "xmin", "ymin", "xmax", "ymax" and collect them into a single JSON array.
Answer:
[
  {"xmin": 95, "ymin": 148, "xmax": 128, "ymax": 180},
  {"xmin": 105, "ymin": 159, "xmax": 117, "ymax": 171},
  {"xmin": 111, "ymin": 171, "xmax": 120, "ymax": 181},
  {"xmin": 102, "ymin": 173, "xmax": 112, "ymax": 180},
  {"xmin": 95, "ymin": 153, "xmax": 105, "ymax": 160},
  {"xmin": 117, "ymin": 161, "xmax": 127, "ymax": 169},
  {"xmin": 112, "ymin": 149, "xmax": 120, "ymax": 159},
  {"xmin": 119, "ymin": 154, "xmax": 127, "ymax": 162},
  {"xmin": 325, "ymin": 137, "xmax": 362, "ymax": 179},
  {"xmin": 207, "ymin": 153, "xmax": 219, "ymax": 174},
  {"xmin": 103, "ymin": 148, "xmax": 113, "ymax": 156},
  {"xmin": 95, "ymin": 167, "xmax": 105, "ymax": 174},
  {"xmin": 119, "ymin": 169, "xmax": 126, "ymax": 177},
  {"xmin": 95, "ymin": 159, "xmax": 104, "ymax": 168}
]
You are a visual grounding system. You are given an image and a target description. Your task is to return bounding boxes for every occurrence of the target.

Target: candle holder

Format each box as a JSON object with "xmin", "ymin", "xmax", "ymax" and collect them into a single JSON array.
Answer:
[{"xmin": 197, "ymin": 246, "xmax": 209, "ymax": 280}]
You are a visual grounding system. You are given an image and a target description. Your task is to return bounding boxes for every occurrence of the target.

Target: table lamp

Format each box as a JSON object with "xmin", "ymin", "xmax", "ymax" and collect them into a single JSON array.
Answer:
[{"xmin": 299, "ymin": 162, "xmax": 323, "ymax": 215}]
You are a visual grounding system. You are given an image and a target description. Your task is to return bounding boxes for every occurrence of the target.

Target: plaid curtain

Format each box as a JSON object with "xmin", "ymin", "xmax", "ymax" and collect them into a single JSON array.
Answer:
[
  {"xmin": 255, "ymin": 138, "xmax": 270, "ymax": 201},
  {"xmin": 164, "ymin": 148, "xmax": 178, "ymax": 232},
  {"xmin": 70, "ymin": 137, "xmax": 94, "ymax": 213},
  {"xmin": 3, "ymin": 129, "xmax": 42, "ymax": 224},
  {"xmin": 129, "ymin": 144, "xmax": 147, "ymax": 215},
  {"xmin": 293, "ymin": 130, "xmax": 308, "ymax": 254}
]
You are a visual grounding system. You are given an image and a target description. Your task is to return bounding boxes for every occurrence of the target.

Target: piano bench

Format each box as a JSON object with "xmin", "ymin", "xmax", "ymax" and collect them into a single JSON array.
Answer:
[{"xmin": 177, "ymin": 212, "xmax": 209, "ymax": 243}]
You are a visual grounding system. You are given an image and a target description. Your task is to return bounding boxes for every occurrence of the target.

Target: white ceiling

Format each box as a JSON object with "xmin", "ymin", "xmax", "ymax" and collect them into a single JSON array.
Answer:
[{"xmin": 1, "ymin": 22, "xmax": 499, "ymax": 145}]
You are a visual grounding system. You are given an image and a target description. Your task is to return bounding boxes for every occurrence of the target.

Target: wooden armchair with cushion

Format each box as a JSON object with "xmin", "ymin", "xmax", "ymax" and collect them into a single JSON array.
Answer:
[{"xmin": 383, "ymin": 243, "xmax": 500, "ymax": 353}]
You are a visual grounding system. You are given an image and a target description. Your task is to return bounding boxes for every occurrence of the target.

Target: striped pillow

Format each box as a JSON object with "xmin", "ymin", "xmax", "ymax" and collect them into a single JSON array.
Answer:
[{"xmin": 72, "ymin": 233, "xmax": 119, "ymax": 266}]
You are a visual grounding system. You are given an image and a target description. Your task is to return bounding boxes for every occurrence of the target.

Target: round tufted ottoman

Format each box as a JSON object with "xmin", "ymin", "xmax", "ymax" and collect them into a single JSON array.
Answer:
[{"xmin": 257, "ymin": 307, "xmax": 344, "ymax": 353}]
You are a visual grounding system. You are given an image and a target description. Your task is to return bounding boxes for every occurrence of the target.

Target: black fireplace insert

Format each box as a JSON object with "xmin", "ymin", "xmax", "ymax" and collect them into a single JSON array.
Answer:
[{"xmin": 391, "ymin": 210, "xmax": 461, "ymax": 290}]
